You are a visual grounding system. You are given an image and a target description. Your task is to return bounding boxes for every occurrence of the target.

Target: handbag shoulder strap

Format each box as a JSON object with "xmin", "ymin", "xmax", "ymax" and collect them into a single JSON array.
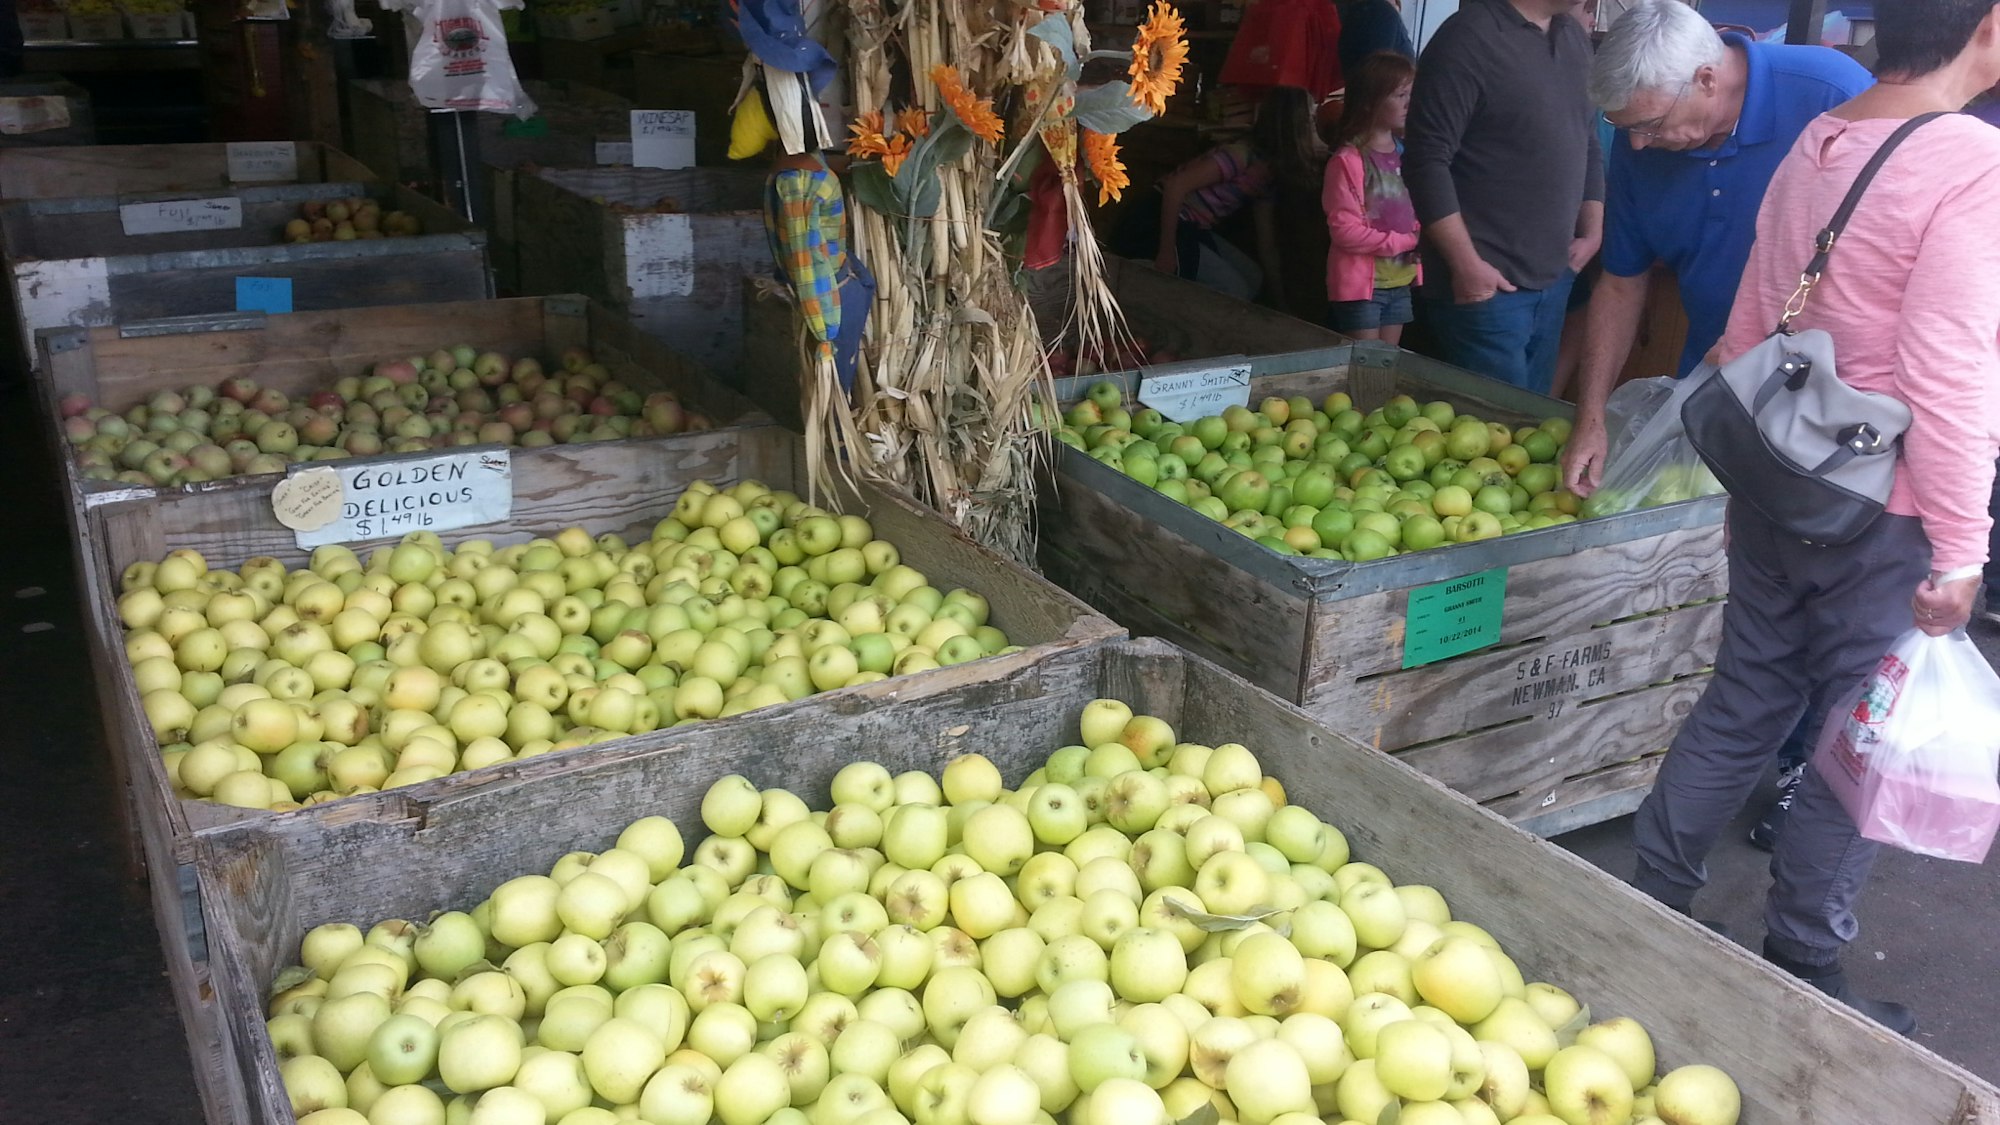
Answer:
[{"xmin": 1777, "ymin": 111, "xmax": 1949, "ymax": 333}]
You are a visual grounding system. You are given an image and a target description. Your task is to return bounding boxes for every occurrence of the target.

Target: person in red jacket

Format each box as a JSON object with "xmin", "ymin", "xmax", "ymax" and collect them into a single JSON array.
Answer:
[{"xmin": 1322, "ymin": 51, "xmax": 1420, "ymax": 342}]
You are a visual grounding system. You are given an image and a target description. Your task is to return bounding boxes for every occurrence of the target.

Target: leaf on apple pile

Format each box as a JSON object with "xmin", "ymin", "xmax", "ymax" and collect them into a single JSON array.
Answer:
[
  {"xmin": 267, "ymin": 963, "xmax": 316, "ymax": 998},
  {"xmin": 1375, "ymin": 1101, "xmax": 1401, "ymax": 1125},
  {"xmin": 1554, "ymin": 1003, "xmax": 1592, "ymax": 1046},
  {"xmin": 1160, "ymin": 898, "xmax": 1289, "ymax": 934}
]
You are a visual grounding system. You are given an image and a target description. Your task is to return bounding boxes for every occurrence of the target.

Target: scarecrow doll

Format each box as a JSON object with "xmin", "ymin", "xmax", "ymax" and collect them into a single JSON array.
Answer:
[{"xmin": 729, "ymin": 0, "xmax": 874, "ymax": 395}]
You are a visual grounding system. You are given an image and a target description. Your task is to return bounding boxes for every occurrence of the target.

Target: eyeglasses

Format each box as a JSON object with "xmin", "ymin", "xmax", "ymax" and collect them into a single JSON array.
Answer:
[{"xmin": 1603, "ymin": 80, "xmax": 1690, "ymax": 141}]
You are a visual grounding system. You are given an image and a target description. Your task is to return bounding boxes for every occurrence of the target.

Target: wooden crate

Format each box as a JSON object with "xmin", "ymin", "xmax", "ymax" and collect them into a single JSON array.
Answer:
[
  {"xmin": 344, "ymin": 78, "xmax": 633, "ymax": 187},
  {"xmin": 0, "ymin": 141, "xmax": 373, "ymax": 199},
  {"xmin": 34, "ymin": 293, "xmax": 762, "ymax": 944},
  {"xmin": 81, "ymin": 422, "xmax": 1120, "ymax": 1119},
  {"xmin": 192, "ymin": 636, "xmax": 2000, "ymax": 1125},
  {"xmin": 514, "ymin": 165, "xmax": 765, "ymax": 374},
  {"xmin": 631, "ymin": 50, "xmax": 744, "ymax": 167},
  {"xmin": 1037, "ymin": 342, "xmax": 1728, "ymax": 836},
  {"xmin": 0, "ymin": 179, "xmax": 488, "ymax": 372},
  {"xmin": 344, "ymin": 78, "xmax": 634, "ymax": 294},
  {"xmin": 0, "ymin": 77, "xmax": 96, "ymax": 147},
  {"xmin": 739, "ymin": 252, "xmax": 1347, "ymax": 430}
]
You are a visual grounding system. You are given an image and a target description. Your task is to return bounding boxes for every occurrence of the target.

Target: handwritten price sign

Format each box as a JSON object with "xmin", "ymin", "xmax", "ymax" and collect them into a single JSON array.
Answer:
[
  {"xmin": 119, "ymin": 197, "xmax": 243, "ymax": 236},
  {"xmin": 631, "ymin": 109, "xmax": 695, "ymax": 170},
  {"xmin": 226, "ymin": 141, "xmax": 299, "ymax": 183},
  {"xmin": 1137, "ymin": 357, "xmax": 1253, "ymax": 423}
]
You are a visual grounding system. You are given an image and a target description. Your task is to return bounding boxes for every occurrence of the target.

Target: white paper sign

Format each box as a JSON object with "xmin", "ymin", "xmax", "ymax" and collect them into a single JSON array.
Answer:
[
  {"xmin": 1138, "ymin": 357, "xmax": 1253, "ymax": 423},
  {"xmin": 286, "ymin": 448, "xmax": 514, "ymax": 548},
  {"xmin": 595, "ymin": 141, "xmax": 634, "ymax": 165},
  {"xmin": 119, "ymin": 197, "xmax": 243, "ymax": 236},
  {"xmin": 226, "ymin": 141, "xmax": 299, "ymax": 183},
  {"xmin": 624, "ymin": 213, "xmax": 693, "ymax": 298},
  {"xmin": 631, "ymin": 109, "xmax": 695, "ymax": 170}
]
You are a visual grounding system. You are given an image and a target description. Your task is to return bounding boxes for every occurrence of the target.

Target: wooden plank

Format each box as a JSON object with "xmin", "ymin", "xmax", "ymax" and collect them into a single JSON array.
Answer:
[
  {"xmin": 1309, "ymin": 598, "xmax": 1724, "ymax": 750},
  {"xmin": 739, "ymin": 285, "xmax": 805, "ymax": 425},
  {"xmin": 1394, "ymin": 676, "xmax": 1707, "ymax": 803},
  {"xmin": 100, "ymin": 244, "xmax": 491, "ymax": 329},
  {"xmin": 1490, "ymin": 753, "xmax": 1665, "ymax": 832},
  {"xmin": 192, "ymin": 637, "xmax": 2000, "ymax": 1125},
  {"xmin": 1039, "ymin": 472, "xmax": 1308, "ymax": 700},
  {"xmin": 1303, "ymin": 524, "xmax": 1729, "ymax": 686},
  {"xmin": 0, "ymin": 142, "xmax": 376, "ymax": 199}
]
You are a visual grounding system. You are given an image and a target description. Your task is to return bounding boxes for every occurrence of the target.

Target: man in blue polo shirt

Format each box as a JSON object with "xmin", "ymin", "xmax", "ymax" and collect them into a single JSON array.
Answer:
[{"xmin": 1560, "ymin": 0, "xmax": 1869, "ymax": 851}]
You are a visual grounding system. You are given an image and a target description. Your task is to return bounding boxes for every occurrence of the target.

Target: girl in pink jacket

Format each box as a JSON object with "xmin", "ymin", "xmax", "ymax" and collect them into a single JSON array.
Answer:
[{"xmin": 1323, "ymin": 52, "xmax": 1420, "ymax": 342}]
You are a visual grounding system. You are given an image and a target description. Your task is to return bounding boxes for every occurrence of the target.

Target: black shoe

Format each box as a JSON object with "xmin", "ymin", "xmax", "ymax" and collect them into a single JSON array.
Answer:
[
  {"xmin": 1764, "ymin": 943, "xmax": 1919, "ymax": 1035},
  {"xmin": 1749, "ymin": 761, "xmax": 1806, "ymax": 852}
]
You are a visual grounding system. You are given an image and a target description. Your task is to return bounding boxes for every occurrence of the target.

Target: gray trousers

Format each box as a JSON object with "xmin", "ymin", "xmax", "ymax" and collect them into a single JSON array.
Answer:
[{"xmin": 1633, "ymin": 505, "xmax": 1931, "ymax": 965}]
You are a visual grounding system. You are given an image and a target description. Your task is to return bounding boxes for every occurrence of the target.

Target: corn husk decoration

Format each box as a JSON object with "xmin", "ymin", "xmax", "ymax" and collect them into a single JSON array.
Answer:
[{"xmin": 809, "ymin": 0, "xmax": 1190, "ymax": 562}]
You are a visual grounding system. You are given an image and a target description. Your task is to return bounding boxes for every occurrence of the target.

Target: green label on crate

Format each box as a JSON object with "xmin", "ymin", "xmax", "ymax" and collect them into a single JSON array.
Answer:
[
  {"xmin": 503, "ymin": 116, "xmax": 550, "ymax": 137},
  {"xmin": 1403, "ymin": 568, "xmax": 1506, "ymax": 669}
]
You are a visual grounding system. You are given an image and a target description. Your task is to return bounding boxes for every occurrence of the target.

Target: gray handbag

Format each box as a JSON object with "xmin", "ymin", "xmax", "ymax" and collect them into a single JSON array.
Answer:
[{"xmin": 1681, "ymin": 113, "xmax": 1942, "ymax": 546}]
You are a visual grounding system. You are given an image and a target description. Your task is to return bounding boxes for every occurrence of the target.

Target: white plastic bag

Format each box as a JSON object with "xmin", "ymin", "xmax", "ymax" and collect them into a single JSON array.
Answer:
[
  {"xmin": 1813, "ymin": 622, "xmax": 2000, "ymax": 863},
  {"xmin": 1581, "ymin": 374, "xmax": 1725, "ymax": 518},
  {"xmin": 391, "ymin": 0, "xmax": 536, "ymax": 118}
]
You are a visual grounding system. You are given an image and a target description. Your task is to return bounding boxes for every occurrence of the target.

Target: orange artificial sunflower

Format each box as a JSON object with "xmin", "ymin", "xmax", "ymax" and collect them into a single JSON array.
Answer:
[
  {"xmin": 928, "ymin": 64, "xmax": 1006, "ymax": 144},
  {"xmin": 847, "ymin": 110, "xmax": 889, "ymax": 159},
  {"xmin": 1128, "ymin": 2, "xmax": 1190, "ymax": 117},
  {"xmin": 896, "ymin": 107, "xmax": 931, "ymax": 139},
  {"xmin": 881, "ymin": 133, "xmax": 914, "ymax": 177},
  {"xmin": 1082, "ymin": 129, "xmax": 1129, "ymax": 206}
]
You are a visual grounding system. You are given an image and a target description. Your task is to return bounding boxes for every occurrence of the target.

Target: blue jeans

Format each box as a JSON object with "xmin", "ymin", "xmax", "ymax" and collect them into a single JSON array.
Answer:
[{"xmin": 1420, "ymin": 271, "xmax": 1576, "ymax": 394}]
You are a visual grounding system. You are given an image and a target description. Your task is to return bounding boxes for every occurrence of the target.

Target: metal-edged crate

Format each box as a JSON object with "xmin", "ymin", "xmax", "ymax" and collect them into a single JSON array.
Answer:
[
  {"xmin": 0, "ymin": 179, "xmax": 489, "ymax": 372},
  {"xmin": 1038, "ymin": 342, "xmax": 1728, "ymax": 835},
  {"xmin": 513, "ymin": 165, "xmax": 766, "ymax": 374},
  {"xmin": 195, "ymin": 636, "xmax": 2000, "ymax": 1125}
]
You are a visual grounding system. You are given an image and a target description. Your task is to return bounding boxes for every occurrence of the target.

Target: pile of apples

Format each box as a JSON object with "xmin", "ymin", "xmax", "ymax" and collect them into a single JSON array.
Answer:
[
  {"xmin": 269, "ymin": 700, "xmax": 1743, "ymax": 1125},
  {"xmin": 60, "ymin": 345, "xmax": 712, "ymax": 487},
  {"xmin": 283, "ymin": 197, "xmax": 425, "ymax": 244},
  {"xmin": 122, "ymin": 477, "xmax": 1016, "ymax": 811},
  {"xmin": 1058, "ymin": 383, "xmax": 1583, "ymax": 561}
]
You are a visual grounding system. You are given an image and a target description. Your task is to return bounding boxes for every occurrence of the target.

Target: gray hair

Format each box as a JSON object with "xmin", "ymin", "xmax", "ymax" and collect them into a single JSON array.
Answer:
[{"xmin": 1590, "ymin": 0, "xmax": 1729, "ymax": 112}]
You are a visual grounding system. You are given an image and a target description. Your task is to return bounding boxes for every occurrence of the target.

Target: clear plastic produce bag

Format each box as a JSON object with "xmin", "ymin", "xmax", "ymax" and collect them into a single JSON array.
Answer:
[
  {"xmin": 1813, "ymin": 622, "xmax": 2000, "ymax": 863},
  {"xmin": 1580, "ymin": 375, "xmax": 1725, "ymax": 518}
]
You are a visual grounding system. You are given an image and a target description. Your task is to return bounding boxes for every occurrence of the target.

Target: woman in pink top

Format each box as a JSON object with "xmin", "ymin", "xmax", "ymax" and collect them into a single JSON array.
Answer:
[
  {"xmin": 1630, "ymin": 0, "xmax": 2000, "ymax": 1037},
  {"xmin": 1323, "ymin": 51, "xmax": 1421, "ymax": 342}
]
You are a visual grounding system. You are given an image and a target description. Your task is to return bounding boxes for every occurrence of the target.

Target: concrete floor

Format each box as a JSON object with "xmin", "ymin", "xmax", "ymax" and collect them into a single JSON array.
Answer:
[{"xmin": 0, "ymin": 373, "xmax": 1996, "ymax": 1121}]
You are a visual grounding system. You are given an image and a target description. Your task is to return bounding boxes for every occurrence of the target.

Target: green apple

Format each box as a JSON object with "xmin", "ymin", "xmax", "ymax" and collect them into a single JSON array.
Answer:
[
  {"xmin": 1652, "ymin": 1063, "xmax": 1741, "ymax": 1125},
  {"xmin": 1229, "ymin": 932, "xmax": 1306, "ymax": 1016},
  {"xmin": 1411, "ymin": 936, "xmax": 1504, "ymax": 1024},
  {"xmin": 1577, "ymin": 1017, "xmax": 1657, "ymax": 1091},
  {"xmin": 1374, "ymin": 1019, "xmax": 1452, "ymax": 1101},
  {"xmin": 1066, "ymin": 1022, "xmax": 1148, "ymax": 1092},
  {"xmin": 365, "ymin": 1013, "xmax": 438, "ymax": 1086},
  {"xmin": 1224, "ymin": 1038, "xmax": 1315, "ymax": 1124},
  {"xmin": 1543, "ymin": 1045, "xmax": 1635, "ymax": 1125},
  {"xmin": 1339, "ymin": 880, "xmax": 1408, "ymax": 951},
  {"xmin": 1108, "ymin": 926, "xmax": 1189, "ymax": 1004},
  {"xmin": 437, "ymin": 1014, "xmax": 522, "ymax": 1093},
  {"xmin": 1472, "ymin": 997, "xmax": 1560, "ymax": 1071}
]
